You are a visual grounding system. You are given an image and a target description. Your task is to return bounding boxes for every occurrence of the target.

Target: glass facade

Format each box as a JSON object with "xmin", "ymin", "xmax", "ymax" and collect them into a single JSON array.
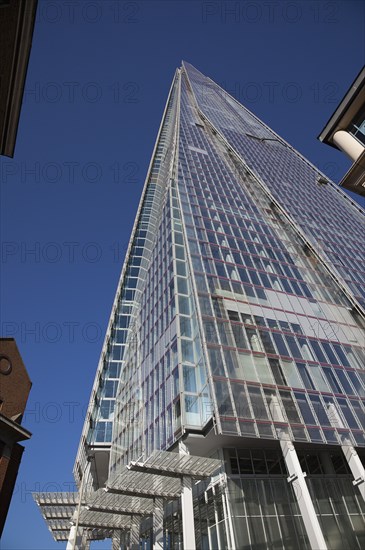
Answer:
[{"xmin": 74, "ymin": 63, "xmax": 365, "ymax": 547}]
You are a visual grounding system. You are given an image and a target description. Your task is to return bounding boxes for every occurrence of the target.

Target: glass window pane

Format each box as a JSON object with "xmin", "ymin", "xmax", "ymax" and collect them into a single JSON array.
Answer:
[
  {"xmin": 294, "ymin": 392, "xmax": 317, "ymax": 424},
  {"xmin": 281, "ymin": 360, "xmax": 305, "ymax": 388},
  {"xmin": 272, "ymin": 333, "xmax": 290, "ymax": 356},
  {"xmin": 333, "ymin": 344, "xmax": 350, "ymax": 367},
  {"xmin": 238, "ymin": 352, "xmax": 258, "ymax": 382},
  {"xmin": 336, "ymin": 398, "xmax": 360, "ymax": 429},
  {"xmin": 296, "ymin": 362, "xmax": 315, "ymax": 390},
  {"xmin": 253, "ymin": 355, "xmax": 274, "ymax": 384},
  {"xmin": 335, "ymin": 369, "xmax": 355, "ymax": 395},
  {"xmin": 183, "ymin": 365, "xmax": 197, "ymax": 392},
  {"xmin": 259, "ymin": 330, "xmax": 276, "ymax": 354},
  {"xmin": 247, "ymin": 386, "xmax": 269, "ymax": 420},
  {"xmin": 307, "ymin": 365, "xmax": 330, "ymax": 392},
  {"xmin": 231, "ymin": 383, "xmax": 251, "ymax": 419},
  {"xmin": 268, "ymin": 358, "xmax": 287, "ymax": 386},
  {"xmin": 285, "ymin": 335, "xmax": 302, "ymax": 359},
  {"xmin": 309, "ymin": 340, "xmax": 327, "ymax": 363},
  {"xmin": 214, "ymin": 379, "xmax": 234, "ymax": 416},
  {"xmin": 309, "ymin": 395, "xmax": 331, "ymax": 426},
  {"xmin": 279, "ymin": 390, "xmax": 301, "ymax": 423}
]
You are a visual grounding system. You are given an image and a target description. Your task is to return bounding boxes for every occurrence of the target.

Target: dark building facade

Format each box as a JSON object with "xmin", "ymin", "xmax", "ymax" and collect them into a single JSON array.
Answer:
[
  {"xmin": 0, "ymin": 338, "xmax": 31, "ymax": 537},
  {"xmin": 0, "ymin": 0, "xmax": 37, "ymax": 157}
]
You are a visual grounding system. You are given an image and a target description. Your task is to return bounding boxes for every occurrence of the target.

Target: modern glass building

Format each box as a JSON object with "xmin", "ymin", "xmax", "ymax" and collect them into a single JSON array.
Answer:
[{"xmin": 36, "ymin": 63, "xmax": 365, "ymax": 549}]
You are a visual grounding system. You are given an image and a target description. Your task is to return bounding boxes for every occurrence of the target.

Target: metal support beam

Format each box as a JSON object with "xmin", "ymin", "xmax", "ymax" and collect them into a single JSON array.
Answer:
[
  {"xmin": 153, "ymin": 497, "xmax": 164, "ymax": 550},
  {"xmin": 280, "ymin": 440, "xmax": 327, "ymax": 550},
  {"xmin": 342, "ymin": 445, "xmax": 365, "ymax": 501}
]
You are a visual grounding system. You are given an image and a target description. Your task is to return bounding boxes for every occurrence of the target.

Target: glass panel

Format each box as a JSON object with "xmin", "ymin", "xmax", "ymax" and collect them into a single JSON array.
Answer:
[
  {"xmin": 183, "ymin": 365, "xmax": 197, "ymax": 392},
  {"xmin": 294, "ymin": 392, "xmax": 317, "ymax": 425},
  {"xmin": 272, "ymin": 333, "xmax": 290, "ymax": 356},
  {"xmin": 309, "ymin": 340, "xmax": 327, "ymax": 363},
  {"xmin": 285, "ymin": 335, "xmax": 302, "ymax": 359},
  {"xmin": 231, "ymin": 323, "xmax": 247, "ymax": 349},
  {"xmin": 336, "ymin": 398, "xmax": 360, "ymax": 429},
  {"xmin": 238, "ymin": 352, "xmax": 258, "ymax": 382},
  {"xmin": 309, "ymin": 395, "xmax": 331, "ymax": 427},
  {"xmin": 335, "ymin": 369, "xmax": 355, "ymax": 395},
  {"xmin": 214, "ymin": 379, "xmax": 234, "ymax": 416},
  {"xmin": 322, "ymin": 367, "xmax": 342, "ymax": 393},
  {"xmin": 245, "ymin": 328, "xmax": 263, "ymax": 352},
  {"xmin": 332, "ymin": 344, "xmax": 350, "ymax": 367},
  {"xmin": 297, "ymin": 363, "xmax": 315, "ymax": 390},
  {"xmin": 349, "ymin": 399, "xmax": 365, "ymax": 429},
  {"xmin": 281, "ymin": 360, "xmax": 305, "ymax": 388},
  {"xmin": 321, "ymin": 342, "xmax": 339, "ymax": 365},
  {"xmin": 264, "ymin": 389, "xmax": 286, "ymax": 422},
  {"xmin": 269, "ymin": 358, "xmax": 287, "ymax": 386},
  {"xmin": 279, "ymin": 390, "xmax": 302, "ymax": 423},
  {"xmin": 259, "ymin": 330, "xmax": 276, "ymax": 354},
  {"xmin": 208, "ymin": 348, "xmax": 226, "ymax": 376},
  {"xmin": 247, "ymin": 386, "xmax": 269, "ymax": 420},
  {"xmin": 307, "ymin": 364, "xmax": 330, "ymax": 392},
  {"xmin": 253, "ymin": 355, "xmax": 274, "ymax": 384},
  {"xmin": 347, "ymin": 371, "xmax": 365, "ymax": 397},
  {"xmin": 231, "ymin": 383, "xmax": 251, "ymax": 418}
]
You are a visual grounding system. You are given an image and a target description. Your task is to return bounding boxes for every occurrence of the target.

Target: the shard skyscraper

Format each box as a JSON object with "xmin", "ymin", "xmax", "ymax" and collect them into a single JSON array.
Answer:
[{"xmin": 36, "ymin": 63, "xmax": 365, "ymax": 549}]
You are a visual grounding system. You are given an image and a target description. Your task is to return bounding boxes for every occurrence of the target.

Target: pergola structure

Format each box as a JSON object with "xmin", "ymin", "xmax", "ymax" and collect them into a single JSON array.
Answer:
[{"xmin": 34, "ymin": 450, "xmax": 222, "ymax": 549}]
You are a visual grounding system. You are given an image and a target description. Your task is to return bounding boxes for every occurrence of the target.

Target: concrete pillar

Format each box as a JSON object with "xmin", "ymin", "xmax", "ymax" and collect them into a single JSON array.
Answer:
[
  {"xmin": 342, "ymin": 445, "xmax": 365, "ymax": 501},
  {"xmin": 280, "ymin": 440, "xmax": 327, "ymax": 550},
  {"xmin": 153, "ymin": 497, "xmax": 164, "ymax": 549},
  {"xmin": 332, "ymin": 130, "xmax": 364, "ymax": 161}
]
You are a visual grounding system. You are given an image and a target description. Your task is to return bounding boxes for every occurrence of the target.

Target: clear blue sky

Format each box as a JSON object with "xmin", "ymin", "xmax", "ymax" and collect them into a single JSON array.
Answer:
[{"xmin": 1, "ymin": 1, "xmax": 364, "ymax": 548}]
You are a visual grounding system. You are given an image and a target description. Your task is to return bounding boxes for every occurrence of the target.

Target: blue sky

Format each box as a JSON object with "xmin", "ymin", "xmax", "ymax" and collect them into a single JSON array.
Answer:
[{"xmin": 1, "ymin": 1, "xmax": 364, "ymax": 548}]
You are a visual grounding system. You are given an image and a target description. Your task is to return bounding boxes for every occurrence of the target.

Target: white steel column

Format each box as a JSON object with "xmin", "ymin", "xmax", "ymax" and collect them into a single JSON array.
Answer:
[
  {"xmin": 222, "ymin": 475, "xmax": 237, "ymax": 550},
  {"xmin": 129, "ymin": 516, "xmax": 140, "ymax": 550},
  {"xmin": 181, "ymin": 475, "xmax": 196, "ymax": 550},
  {"xmin": 67, "ymin": 460, "xmax": 91, "ymax": 550},
  {"xmin": 81, "ymin": 529, "xmax": 90, "ymax": 549},
  {"xmin": 332, "ymin": 130, "xmax": 364, "ymax": 161},
  {"xmin": 153, "ymin": 497, "xmax": 164, "ymax": 549},
  {"xmin": 342, "ymin": 445, "xmax": 365, "ymax": 501},
  {"xmin": 179, "ymin": 441, "xmax": 196, "ymax": 550},
  {"xmin": 112, "ymin": 530, "xmax": 122, "ymax": 550},
  {"xmin": 66, "ymin": 525, "xmax": 83, "ymax": 550},
  {"xmin": 280, "ymin": 440, "xmax": 327, "ymax": 550}
]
